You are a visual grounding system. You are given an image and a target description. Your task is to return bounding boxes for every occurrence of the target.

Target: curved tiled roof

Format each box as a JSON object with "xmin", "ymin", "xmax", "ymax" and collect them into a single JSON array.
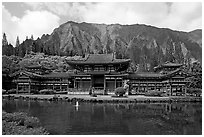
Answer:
[
  {"xmin": 154, "ymin": 62, "xmax": 183, "ymax": 70},
  {"xmin": 128, "ymin": 68, "xmax": 188, "ymax": 80},
  {"xmin": 42, "ymin": 72, "xmax": 74, "ymax": 78},
  {"xmin": 26, "ymin": 64, "xmax": 51, "ymax": 70},
  {"xmin": 128, "ymin": 72, "xmax": 164, "ymax": 79},
  {"xmin": 161, "ymin": 63, "xmax": 183, "ymax": 67},
  {"xmin": 67, "ymin": 54, "xmax": 131, "ymax": 65},
  {"xmin": 10, "ymin": 70, "xmax": 73, "ymax": 79}
]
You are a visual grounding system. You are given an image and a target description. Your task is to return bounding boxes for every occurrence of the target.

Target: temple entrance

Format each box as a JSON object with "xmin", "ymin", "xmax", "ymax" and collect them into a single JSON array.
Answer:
[{"xmin": 92, "ymin": 74, "xmax": 104, "ymax": 94}]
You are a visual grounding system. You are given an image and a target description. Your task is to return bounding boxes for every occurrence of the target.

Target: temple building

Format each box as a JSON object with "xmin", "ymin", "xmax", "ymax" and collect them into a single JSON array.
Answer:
[
  {"xmin": 127, "ymin": 62, "xmax": 189, "ymax": 95},
  {"xmin": 10, "ymin": 53, "xmax": 189, "ymax": 96},
  {"xmin": 66, "ymin": 53, "xmax": 130, "ymax": 94},
  {"xmin": 11, "ymin": 65, "xmax": 74, "ymax": 94}
]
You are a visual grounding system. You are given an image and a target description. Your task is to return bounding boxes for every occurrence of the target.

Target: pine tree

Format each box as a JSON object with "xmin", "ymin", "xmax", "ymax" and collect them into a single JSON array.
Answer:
[
  {"xmin": 2, "ymin": 33, "xmax": 9, "ymax": 55},
  {"xmin": 15, "ymin": 36, "xmax": 20, "ymax": 56},
  {"xmin": 2, "ymin": 33, "xmax": 8, "ymax": 46},
  {"xmin": 31, "ymin": 35, "xmax": 34, "ymax": 40},
  {"xmin": 2, "ymin": 33, "xmax": 15, "ymax": 56},
  {"xmin": 15, "ymin": 36, "xmax": 20, "ymax": 47}
]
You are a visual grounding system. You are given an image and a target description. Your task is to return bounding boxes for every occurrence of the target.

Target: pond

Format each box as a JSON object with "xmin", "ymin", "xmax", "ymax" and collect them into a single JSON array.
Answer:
[{"xmin": 2, "ymin": 99, "xmax": 202, "ymax": 135}]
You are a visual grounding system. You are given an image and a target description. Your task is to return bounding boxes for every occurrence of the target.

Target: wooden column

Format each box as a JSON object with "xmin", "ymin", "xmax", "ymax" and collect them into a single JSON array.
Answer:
[
  {"xmin": 169, "ymin": 104, "xmax": 172, "ymax": 113},
  {"xmin": 67, "ymin": 80, "xmax": 69, "ymax": 91},
  {"xmin": 104, "ymin": 76, "xmax": 106, "ymax": 95},
  {"xmin": 184, "ymin": 86, "xmax": 187, "ymax": 96},
  {"xmin": 29, "ymin": 82, "xmax": 31, "ymax": 94},
  {"xmin": 114, "ymin": 77, "xmax": 117, "ymax": 89},
  {"xmin": 170, "ymin": 84, "xmax": 172, "ymax": 96},
  {"xmin": 73, "ymin": 78, "xmax": 76, "ymax": 89},
  {"xmin": 80, "ymin": 77, "xmax": 82, "ymax": 90},
  {"xmin": 16, "ymin": 83, "xmax": 19, "ymax": 94},
  {"xmin": 165, "ymin": 103, "xmax": 168, "ymax": 112},
  {"xmin": 60, "ymin": 79, "xmax": 62, "ymax": 91},
  {"xmin": 162, "ymin": 84, "xmax": 165, "ymax": 92},
  {"xmin": 28, "ymin": 78, "xmax": 31, "ymax": 94},
  {"xmin": 154, "ymin": 83, "xmax": 156, "ymax": 91}
]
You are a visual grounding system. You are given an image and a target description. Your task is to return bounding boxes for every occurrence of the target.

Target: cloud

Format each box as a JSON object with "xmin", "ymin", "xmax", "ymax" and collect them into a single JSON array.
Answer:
[
  {"xmin": 2, "ymin": 5, "xmax": 60, "ymax": 45},
  {"xmin": 25, "ymin": 2, "xmax": 201, "ymax": 31},
  {"xmin": 25, "ymin": 2, "xmax": 87, "ymax": 22},
  {"xmin": 3, "ymin": 2, "xmax": 202, "ymax": 45},
  {"xmin": 158, "ymin": 2, "xmax": 202, "ymax": 31}
]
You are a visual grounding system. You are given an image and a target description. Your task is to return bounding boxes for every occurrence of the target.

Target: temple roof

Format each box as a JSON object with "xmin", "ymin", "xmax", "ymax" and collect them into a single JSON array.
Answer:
[
  {"xmin": 127, "ymin": 68, "xmax": 188, "ymax": 79},
  {"xmin": 67, "ymin": 54, "xmax": 131, "ymax": 65},
  {"xmin": 25, "ymin": 64, "xmax": 51, "ymax": 70},
  {"xmin": 42, "ymin": 72, "xmax": 74, "ymax": 78},
  {"xmin": 74, "ymin": 71, "xmax": 127, "ymax": 75},
  {"xmin": 154, "ymin": 62, "xmax": 183, "ymax": 71},
  {"xmin": 10, "ymin": 70, "xmax": 42, "ymax": 78},
  {"xmin": 161, "ymin": 62, "xmax": 183, "ymax": 67},
  {"xmin": 128, "ymin": 72, "xmax": 164, "ymax": 79},
  {"xmin": 10, "ymin": 70, "xmax": 73, "ymax": 79}
]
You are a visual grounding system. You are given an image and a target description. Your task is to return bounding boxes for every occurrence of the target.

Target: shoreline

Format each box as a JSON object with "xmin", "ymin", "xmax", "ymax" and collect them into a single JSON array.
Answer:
[{"xmin": 2, "ymin": 94, "xmax": 202, "ymax": 103}]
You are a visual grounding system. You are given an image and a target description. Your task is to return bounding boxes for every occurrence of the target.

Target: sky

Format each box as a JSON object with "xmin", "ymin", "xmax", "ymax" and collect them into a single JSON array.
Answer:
[{"xmin": 2, "ymin": 2, "xmax": 202, "ymax": 45}]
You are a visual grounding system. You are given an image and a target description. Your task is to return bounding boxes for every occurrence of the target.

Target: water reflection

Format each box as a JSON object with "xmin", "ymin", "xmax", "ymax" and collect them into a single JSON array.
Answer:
[{"xmin": 2, "ymin": 99, "xmax": 202, "ymax": 135}]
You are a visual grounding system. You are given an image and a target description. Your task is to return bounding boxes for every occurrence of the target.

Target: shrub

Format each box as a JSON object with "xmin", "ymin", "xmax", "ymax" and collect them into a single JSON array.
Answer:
[
  {"xmin": 31, "ymin": 89, "xmax": 39, "ymax": 94},
  {"xmin": 7, "ymin": 89, "xmax": 17, "ymax": 94},
  {"xmin": 145, "ymin": 90, "xmax": 164, "ymax": 97},
  {"xmin": 2, "ymin": 120, "xmax": 48, "ymax": 135},
  {"xmin": 39, "ymin": 89, "xmax": 56, "ymax": 94},
  {"xmin": 2, "ymin": 111, "xmax": 49, "ymax": 135},
  {"xmin": 115, "ymin": 87, "xmax": 126, "ymax": 97},
  {"xmin": 24, "ymin": 117, "xmax": 40, "ymax": 128},
  {"xmin": 2, "ymin": 89, "xmax": 7, "ymax": 94},
  {"xmin": 90, "ymin": 93, "xmax": 97, "ymax": 97},
  {"xmin": 2, "ymin": 120, "xmax": 22, "ymax": 135},
  {"xmin": 18, "ymin": 89, "xmax": 28, "ymax": 94},
  {"xmin": 21, "ymin": 127, "xmax": 49, "ymax": 135},
  {"xmin": 2, "ymin": 111, "xmax": 27, "ymax": 125}
]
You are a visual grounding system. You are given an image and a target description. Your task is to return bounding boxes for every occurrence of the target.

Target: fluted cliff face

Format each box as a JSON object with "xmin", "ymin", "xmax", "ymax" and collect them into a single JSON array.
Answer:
[{"xmin": 10, "ymin": 21, "xmax": 201, "ymax": 71}]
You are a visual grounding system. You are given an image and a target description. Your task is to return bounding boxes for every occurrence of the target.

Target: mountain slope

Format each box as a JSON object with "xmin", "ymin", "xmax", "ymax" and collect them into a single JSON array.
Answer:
[{"xmin": 13, "ymin": 21, "xmax": 202, "ymax": 71}]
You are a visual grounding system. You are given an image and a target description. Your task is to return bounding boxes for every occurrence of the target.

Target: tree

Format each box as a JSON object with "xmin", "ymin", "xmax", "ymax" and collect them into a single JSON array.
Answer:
[
  {"xmin": 15, "ymin": 36, "xmax": 20, "ymax": 47},
  {"xmin": 15, "ymin": 36, "xmax": 20, "ymax": 56},
  {"xmin": 174, "ymin": 42, "xmax": 184, "ymax": 63},
  {"xmin": 2, "ymin": 33, "xmax": 8, "ymax": 46},
  {"xmin": 31, "ymin": 35, "xmax": 34, "ymax": 40},
  {"xmin": 186, "ymin": 62, "xmax": 202, "ymax": 89},
  {"xmin": 115, "ymin": 87, "xmax": 126, "ymax": 97},
  {"xmin": 165, "ymin": 38, "xmax": 175, "ymax": 62},
  {"xmin": 2, "ymin": 33, "xmax": 14, "ymax": 56},
  {"xmin": 2, "ymin": 33, "xmax": 8, "ymax": 55}
]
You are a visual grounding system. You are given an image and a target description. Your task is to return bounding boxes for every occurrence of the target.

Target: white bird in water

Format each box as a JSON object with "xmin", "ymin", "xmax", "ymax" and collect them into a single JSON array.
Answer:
[
  {"xmin": 75, "ymin": 101, "xmax": 79, "ymax": 107},
  {"xmin": 74, "ymin": 101, "xmax": 79, "ymax": 111}
]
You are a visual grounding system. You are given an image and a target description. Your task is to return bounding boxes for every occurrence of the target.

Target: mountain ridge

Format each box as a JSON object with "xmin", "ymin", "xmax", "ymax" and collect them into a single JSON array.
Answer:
[{"xmin": 3, "ymin": 21, "xmax": 202, "ymax": 72}]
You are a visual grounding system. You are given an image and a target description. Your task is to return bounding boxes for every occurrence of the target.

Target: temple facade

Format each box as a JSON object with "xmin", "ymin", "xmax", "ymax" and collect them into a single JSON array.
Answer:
[
  {"xmin": 11, "ymin": 65, "xmax": 74, "ymax": 94},
  {"xmin": 11, "ymin": 53, "xmax": 189, "ymax": 96},
  {"xmin": 128, "ymin": 62, "xmax": 189, "ymax": 96},
  {"xmin": 66, "ymin": 53, "xmax": 130, "ymax": 94}
]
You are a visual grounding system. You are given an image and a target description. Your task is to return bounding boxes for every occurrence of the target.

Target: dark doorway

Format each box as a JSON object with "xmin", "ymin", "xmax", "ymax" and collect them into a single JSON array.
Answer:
[{"xmin": 92, "ymin": 75, "xmax": 104, "ymax": 89}]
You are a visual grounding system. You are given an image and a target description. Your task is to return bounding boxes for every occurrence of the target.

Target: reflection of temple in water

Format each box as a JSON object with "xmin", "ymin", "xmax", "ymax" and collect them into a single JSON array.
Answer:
[{"xmin": 2, "ymin": 100, "xmax": 202, "ymax": 135}]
